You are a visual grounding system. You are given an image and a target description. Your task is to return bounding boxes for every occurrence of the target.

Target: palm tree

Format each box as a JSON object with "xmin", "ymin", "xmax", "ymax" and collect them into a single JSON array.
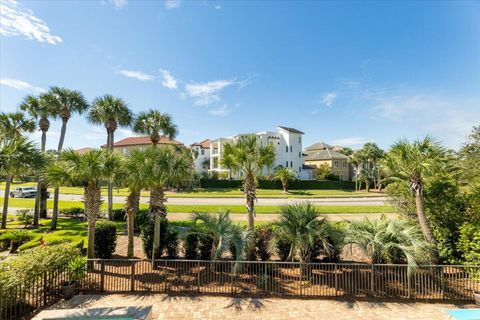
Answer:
[
  {"xmin": 46, "ymin": 149, "xmax": 121, "ymax": 258},
  {"xmin": 133, "ymin": 109, "xmax": 178, "ymax": 146},
  {"xmin": 42, "ymin": 87, "xmax": 89, "ymax": 230},
  {"xmin": 1, "ymin": 136, "xmax": 42, "ymax": 229},
  {"xmin": 221, "ymin": 135, "xmax": 275, "ymax": 231},
  {"xmin": 192, "ymin": 210, "xmax": 252, "ymax": 261},
  {"xmin": 348, "ymin": 152, "xmax": 362, "ymax": 191},
  {"xmin": 359, "ymin": 143, "xmax": 385, "ymax": 189},
  {"xmin": 20, "ymin": 95, "xmax": 58, "ymax": 224},
  {"xmin": 273, "ymin": 166, "xmax": 297, "ymax": 193},
  {"xmin": 380, "ymin": 137, "xmax": 446, "ymax": 243},
  {"xmin": 118, "ymin": 148, "xmax": 148, "ymax": 258},
  {"xmin": 269, "ymin": 202, "xmax": 331, "ymax": 263},
  {"xmin": 89, "ymin": 95, "xmax": 132, "ymax": 220},
  {"xmin": 142, "ymin": 146, "xmax": 192, "ymax": 259},
  {"xmin": 344, "ymin": 215, "xmax": 435, "ymax": 268},
  {"xmin": 0, "ymin": 112, "xmax": 35, "ymax": 139}
]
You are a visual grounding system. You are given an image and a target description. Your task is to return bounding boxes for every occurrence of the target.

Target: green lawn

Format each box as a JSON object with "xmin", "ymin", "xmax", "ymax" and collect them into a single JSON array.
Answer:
[
  {"xmin": 1, "ymin": 196, "xmax": 394, "ymax": 214},
  {"xmin": 0, "ymin": 181, "xmax": 382, "ymax": 198}
]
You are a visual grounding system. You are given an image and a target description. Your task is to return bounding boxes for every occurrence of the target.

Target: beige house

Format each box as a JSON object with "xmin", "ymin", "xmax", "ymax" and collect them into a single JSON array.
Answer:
[
  {"xmin": 103, "ymin": 136, "xmax": 183, "ymax": 155},
  {"xmin": 303, "ymin": 142, "xmax": 350, "ymax": 181}
]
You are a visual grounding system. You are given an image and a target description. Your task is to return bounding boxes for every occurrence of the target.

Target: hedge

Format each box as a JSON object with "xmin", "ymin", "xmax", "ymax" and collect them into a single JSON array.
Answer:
[{"xmin": 199, "ymin": 179, "xmax": 355, "ymax": 190}]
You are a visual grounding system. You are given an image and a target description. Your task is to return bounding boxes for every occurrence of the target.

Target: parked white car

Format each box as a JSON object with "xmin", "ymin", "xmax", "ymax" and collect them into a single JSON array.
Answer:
[{"xmin": 10, "ymin": 186, "xmax": 50, "ymax": 198}]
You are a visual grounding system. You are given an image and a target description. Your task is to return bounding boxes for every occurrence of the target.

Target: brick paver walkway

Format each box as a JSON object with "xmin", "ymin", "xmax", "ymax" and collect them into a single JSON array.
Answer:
[{"xmin": 51, "ymin": 294, "xmax": 477, "ymax": 320}]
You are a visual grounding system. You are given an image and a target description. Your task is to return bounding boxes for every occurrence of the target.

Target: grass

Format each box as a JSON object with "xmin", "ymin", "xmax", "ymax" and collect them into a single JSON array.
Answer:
[
  {"xmin": 1, "ymin": 196, "xmax": 395, "ymax": 214},
  {"xmin": 0, "ymin": 181, "xmax": 382, "ymax": 198}
]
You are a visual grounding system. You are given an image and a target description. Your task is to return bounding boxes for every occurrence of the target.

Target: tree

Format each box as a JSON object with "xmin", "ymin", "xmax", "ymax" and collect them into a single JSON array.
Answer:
[
  {"xmin": 192, "ymin": 210, "xmax": 253, "ymax": 261},
  {"xmin": 0, "ymin": 136, "xmax": 42, "ymax": 229},
  {"xmin": 89, "ymin": 95, "xmax": 132, "ymax": 220},
  {"xmin": 0, "ymin": 112, "xmax": 35, "ymax": 139},
  {"xmin": 380, "ymin": 137, "xmax": 447, "ymax": 243},
  {"xmin": 273, "ymin": 167, "xmax": 297, "ymax": 193},
  {"xmin": 221, "ymin": 135, "xmax": 275, "ymax": 231},
  {"xmin": 348, "ymin": 152, "xmax": 362, "ymax": 191},
  {"xmin": 42, "ymin": 87, "xmax": 89, "ymax": 231},
  {"xmin": 358, "ymin": 143, "xmax": 384, "ymax": 189},
  {"xmin": 133, "ymin": 109, "xmax": 178, "ymax": 146},
  {"xmin": 269, "ymin": 202, "xmax": 331, "ymax": 263},
  {"xmin": 46, "ymin": 149, "xmax": 121, "ymax": 258},
  {"xmin": 345, "ymin": 215, "xmax": 435, "ymax": 268},
  {"xmin": 20, "ymin": 95, "xmax": 58, "ymax": 224},
  {"xmin": 314, "ymin": 163, "xmax": 335, "ymax": 181},
  {"xmin": 141, "ymin": 146, "xmax": 192, "ymax": 259}
]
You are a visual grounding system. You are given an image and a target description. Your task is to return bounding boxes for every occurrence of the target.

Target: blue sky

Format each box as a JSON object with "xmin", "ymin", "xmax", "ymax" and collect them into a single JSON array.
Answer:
[{"xmin": 1, "ymin": 0, "xmax": 479, "ymax": 151}]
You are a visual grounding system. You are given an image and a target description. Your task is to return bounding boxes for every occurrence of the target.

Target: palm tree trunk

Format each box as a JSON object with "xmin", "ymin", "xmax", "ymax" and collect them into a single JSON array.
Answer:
[
  {"xmin": 1, "ymin": 176, "xmax": 12, "ymax": 229},
  {"xmin": 34, "ymin": 129, "xmax": 47, "ymax": 227},
  {"xmin": 107, "ymin": 131, "xmax": 114, "ymax": 220},
  {"xmin": 51, "ymin": 118, "xmax": 68, "ymax": 231},
  {"xmin": 40, "ymin": 185, "xmax": 48, "ymax": 218},
  {"xmin": 414, "ymin": 189, "xmax": 435, "ymax": 243},
  {"xmin": 84, "ymin": 183, "xmax": 102, "ymax": 259},
  {"xmin": 150, "ymin": 186, "xmax": 166, "ymax": 260},
  {"xmin": 244, "ymin": 174, "xmax": 256, "ymax": 232},
  {"xmin": 125, "ymin": 189, "xmax": 140, "ymax": 259}
]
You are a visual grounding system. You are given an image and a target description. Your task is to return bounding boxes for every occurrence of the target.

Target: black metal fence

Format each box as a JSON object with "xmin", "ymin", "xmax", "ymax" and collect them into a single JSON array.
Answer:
[{"xmin": 1, "ymin": 260, "xmax": 479, "ymax": 320}]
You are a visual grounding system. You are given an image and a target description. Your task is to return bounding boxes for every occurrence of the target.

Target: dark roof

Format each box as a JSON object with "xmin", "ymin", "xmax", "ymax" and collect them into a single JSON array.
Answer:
[
  {"xmin": 102, "ymin": 136, "xmax": 183, "ymax": 148},
  {"xmin": 277, "ymin": 126, "xmax": 304, "ymax": 134},
  {"xmin": 305, "ymin": 142, "xmax": 334, "ymax": 151},
  {"xmin": 304, "ymin": 149, "xmax": 348, "ymax": 161},
  {"xmin": 190, "ymin": 139, "xmax": 211, "ymax": 148}
]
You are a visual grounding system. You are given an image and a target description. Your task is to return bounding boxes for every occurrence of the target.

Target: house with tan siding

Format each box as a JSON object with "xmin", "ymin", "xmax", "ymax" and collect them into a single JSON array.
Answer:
[{"xmin": 303, "ymin": 142, "xmax": 350, "ymax": 181}]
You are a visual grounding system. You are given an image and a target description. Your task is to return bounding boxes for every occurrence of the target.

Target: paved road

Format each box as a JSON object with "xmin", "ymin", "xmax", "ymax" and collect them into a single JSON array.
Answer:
[
  {"xmin": 166, "ymin": 212, "xmax": 397, "ymax": 221},
  {"xmin": 3, "ymin": 190, "xmax": 386, "ymax": 206}
]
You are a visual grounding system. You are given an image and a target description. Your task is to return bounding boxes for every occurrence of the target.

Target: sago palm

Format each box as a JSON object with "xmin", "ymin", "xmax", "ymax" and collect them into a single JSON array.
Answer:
[
  {"xmin": 221, "ymin": 135, "xmax": 275, "ymax": 231},
  {"xmin": 380, "ymin": 137, "xmax": 446, "ymax": 243},
  {"xmin": 133, "ymin": 109, "xmax": 178, "ymax": 145},
  {"xmin": 269, "ymin": 202, "xmax": 331, "ymax": 263},
  {"xmin": 0, "ymin": 136, "xmax": 42, "ymax": 229},
  {"xmin": 89, "ymin": 95, "xmax": 132, "ymax": 220},
  {"xmin": 20, "ymin": 94, "xmax": 58, "ymax": 224},
  {"xmin": 41, "ymin": 87, "xmax": 89, "ymax": 230},
  {"xmin": 344, "ymin": 215, "xmax": 435, "ymax": 269},
  {"xmin": 273, "ymin": 167, "xmax": 297, "ymax": 193},
  {"xmin": 46, "ymin": 149, "xmax": 121, "ymax": 258}
]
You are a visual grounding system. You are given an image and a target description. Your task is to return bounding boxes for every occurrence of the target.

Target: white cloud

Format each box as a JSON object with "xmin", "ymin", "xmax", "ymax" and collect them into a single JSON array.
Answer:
[
  {"xmin": 165, "ymin": 0, "xmax": 181, "ymax": 9},
  {"xmin": 185, "ymin": 79, "xmax": 238, "ymax": 106},
  {"xmin": 109, "ymin": 0, "xmax": 128, "ymax": 10},
  {"xmin": 117, "ymin": 70, "xmax": 155, "ymax": 81},
  {"xmin": 160, "ymin": 69, "xmax": 177, "ymax": 89},
  {"xmin": 0, "ymin": 78, "xmax": 45, "ymax": 93},
  {"xmin": 321, "ymin": 92, "xmax": 337, "ymax": 107},
  {"xmin": 331, "ymin": 136, "xmax": 370, "ymax": 147},
  {"xmin": 214, "ymin": 5, "xmax": 222, "ymax": 10},
  {"xmin": 117, "ymin": 128, "xmax": 133, "ymax": 136},
  {"xmin": 0, "ymin": 0, "xmax": 62, "ymax": 44},
  {"xmin": 209, "ymin": 105, "xmax": 231, "ymax": 117}
]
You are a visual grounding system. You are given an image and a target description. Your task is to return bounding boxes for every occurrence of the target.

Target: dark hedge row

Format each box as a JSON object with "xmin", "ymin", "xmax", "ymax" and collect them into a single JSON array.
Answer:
[{"xmin": 199, "ymin": 179, "xmax": 355, "ymax": 190}]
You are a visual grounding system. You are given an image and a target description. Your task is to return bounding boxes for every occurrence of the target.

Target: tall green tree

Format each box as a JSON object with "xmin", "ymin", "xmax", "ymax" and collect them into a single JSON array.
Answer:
[
  {"xmin": 133, "ymin": 109, "xmax": 178, "ymax": 146},
  {"xmin": 221, "ymin": 135, "xmax": 275, "ymax": 231},
  {"xmin": 358, "ymin": 143, "xmax": 384, "ymax": 189},
  {"xmin": 89, "ymin": 95, "xmax": 132, "ymax": 220},
  {"xmin": 0, "ymin": 112, "xmax": 35, "ymax": 139},
  {"xmin": 348, "ymin": 152, "xmax": 362, "ymax": 191},
  {"xmin": 46, "ymin": 149, "xmax": 121, "ymax": 258},
  {"xmin": 42, "ymin": 87, "xmax": 89, "ymax": 230},
  {"xmin": 20, "ymin": 95, "xmax": 58, "ymax": 224},
  {"xmin": 1, "ymin": 136, "xmax": 42, "ymax": 229},
  {"xmin": 380, "ymin": 137, "xmax": 447, "ymax": 243},
  {"xmin": 273, "ymin": 167, "xmax": 297, "ymax": 193}
]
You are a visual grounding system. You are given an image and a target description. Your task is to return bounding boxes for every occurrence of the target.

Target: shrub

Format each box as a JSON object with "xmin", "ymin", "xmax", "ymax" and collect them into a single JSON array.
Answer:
[
  {"xmin": 0, "ymin": 232, "xmax": 12, "ymax": 251},
  {"xmin": 59, "ymin": 207, "xmax": 84, "ymax": 217},
  {"xmin": 112, "ymin": 209, "xmax": 126, "ymax": 222},
  {"xmin": 199, "ymin": 178, "xmax": 354, "ymax": 190},
  {"xmin": 140, "ymin": 219, "xmax": 178, "ymax": 259},
  {"xmin": 198, "ymin": 233, "xmax": 213, "ymax": 260},
  {"xmin": 165, "ymin": 227, "xmax": 179, "ymax": 258},
  {"xmin": 18, "ymin": 235, "xmax": 43, "ymax": 252},
  {"xmin": 184, "ymin": 233, "xmax": 199, "ymax": 259},
  {"xmin": 94, "ymin": 221, "xmax": 117, "ymax": 259},
  {"xmin": 457, "ymin": 223, "xmax": 480, "ymax": 265},
  {"xmin": 255, "ymin": 226, "xmax": 273, "ymax": 261},
  {"xmin": 16, "ymin": 209, "xmax": 34, "ymax": 228},
  {"xmin": 135, "ymin": 209, "xmax": 151, "ymax": 232},
  {"xmin": 275, "ymin": 238, "xmax": 292, "ymax": 261},
  {"xmin": 8, "ymin": 230, "xmax": 33, "ymax": 253},
  {"xmin": 67, "ymin": 256, "xmax": 86, "ymax": 284}
]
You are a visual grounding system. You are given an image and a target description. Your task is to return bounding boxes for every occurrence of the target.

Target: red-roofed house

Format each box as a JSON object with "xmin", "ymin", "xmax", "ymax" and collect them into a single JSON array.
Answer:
[
  {"xmin": 103, "ymin": 136, "xmax": 183, "ymax": 155},
  {"xmin": 190, "ymin": 139, "xmax": 211, "ymax": 173}
]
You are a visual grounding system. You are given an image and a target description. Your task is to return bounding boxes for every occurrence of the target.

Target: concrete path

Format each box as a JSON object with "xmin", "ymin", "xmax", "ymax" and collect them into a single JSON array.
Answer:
[{"xmin": 51, "ymin": 293, "xmax": 477, "ymax": 320}]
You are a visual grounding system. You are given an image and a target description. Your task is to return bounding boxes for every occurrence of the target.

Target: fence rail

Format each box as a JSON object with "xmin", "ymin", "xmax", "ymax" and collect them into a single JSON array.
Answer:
[{"xmin": 1, "ymin": 260, "xmax": 479, "ymax": 320}]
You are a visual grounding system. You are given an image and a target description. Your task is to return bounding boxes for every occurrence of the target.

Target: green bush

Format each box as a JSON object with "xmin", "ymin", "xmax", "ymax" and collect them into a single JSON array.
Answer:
[
  {"xmin": 255, "ymin": 226, "xmax": 273, "ymax": 261},
  {"xmin": 457, "ymin": 223, "xmax": 480, "ymax": 265},
  {"xmin": 59, "ymin": 207, "xmax": 84, "ymax": 217},
  {"xmin": 18, "ymin": 235, "xmax": 43, "ymax": 252},
  {"xmin": 16, "ymin": 209, "xmax": 34, "ymax": 228},
  {"xmin": 165, "ymin": 228, "xmax": 179, "ymax": 258},
  {"xmin": 94, "ymin": 221, "xmax": 117, "ymax": 259},
  {"xmin": 140, "ymin": 219, "xmax": 178, "ymax": 259},
  {"xmin": 198, "ymin": 233, "xmax": 213, "ymax": 260},
  {"xmin": 135, "ymin": 209, "xmax": 151, "ymax": 232},
  {"xmin": 275, "ymin": 238, "xmax": 292, "ymax": 261},
  {"xmin": 199, "ymin": 179, "xmax": 354, "ymax": 190},
  {"xmin": 184, "ymin": 233, "xmax": 199, "ymax": 259},
  {"xmin": 0, "ymin": 232, "xmax": 12, "ymax": 251},
  {"xmin": 8, "ymin": 230, "xmax": 33, "ymax": 253},
  {"xmin": 112, "ymin": 209, "xmax": 126, "ymax": 221}
]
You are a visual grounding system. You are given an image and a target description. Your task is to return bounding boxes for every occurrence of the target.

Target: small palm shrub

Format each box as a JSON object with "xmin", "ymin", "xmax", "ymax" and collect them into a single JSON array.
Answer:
[
  {"xmin": 8, "ymin": 230, "xmax": 33, "ymax": 253},
  {"xmin": 67, "ymin": 256, "xmax": 86, "ymax": 284},
  {"xmin": 16, "ymin": 209, "xmax": 34, "ymax": 228},
  {"xmin": 94, "ymin": 221, "xmax": 117, "ymax": 259},
  {"xmin": 59, "ymin": 207, "xmax": 84, "ymax": 217},
  {"xmin": 344, "ymin": 215, "xmax": 435, "ymax": 267}
]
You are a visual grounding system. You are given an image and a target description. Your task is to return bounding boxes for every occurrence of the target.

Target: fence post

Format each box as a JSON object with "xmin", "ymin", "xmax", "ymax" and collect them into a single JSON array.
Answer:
[
  {"xmin": 197, "ymin": 261, "xmax": 201, "ymax": 293},
  {"xmin": 100, "ymin": 260, "xmax": 105, "ymax": 292},
  {"xmin": 440, "ymin": 266, "xmax": 444, "ymax": 300},
  {"xmin": 299, "ymin": 263, "xmax": 303, "ymax": 297},
  {"xmin": 334, "ymin": 264, "xmax": 338, "ymax": 297},
  {"xmin": 130, "ymin": 261, "xmax": 135, "ymax": 292},
  {"xmin": 407, "ymin": 267, "xmax": 411, "ymax": 299},
  {"xmin": 43, "ymin": 272, "xmax": 47, "ymax": 306},
  {"xmin": 370, "ymin": 265, "xmax": 375, "ymax": 297}
]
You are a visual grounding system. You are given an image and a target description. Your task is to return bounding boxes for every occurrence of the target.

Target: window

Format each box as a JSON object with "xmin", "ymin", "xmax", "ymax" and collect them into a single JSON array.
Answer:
[
  {"xmin": 290, "ymin": 146, "xmax": 293, "ymax": 152},
  {"xmin": 290, "ymin": 161, "xmax": 293, "ymax": 167},
  {"xmin": 299, "ymin": 166, "xmax": 302, "ymax": 172},
  {"xmin": 285, "ymin": 161, "xmax": 288, "ymax": 167},
  {"xmin": 339, "ymin": 174, "xmax": 343, "ymax": 180},
  {"xmin": 299, "ymin": 137, "xmax": 302, "ymax": 143},
  {"xmin": 334, "ymin": 161, "xmax": 339, "ymax": 168},
  {"xmin": 342, "ymin": 161, "xmax": 347, "ymax": 168},
  {"xmin": 299, "ymin": 152, "xmax": 301, "ymax": 158},
  {"xmin": 122, "ymin": 148, "xmax": 127, "ymax": 155},
  {"xmin": 286, "ymin": 146, "xmax": 288, "ymax": 152},
  {"xmin": 201, "ymin": 149, "xmax": 205, "ymax": 155}
]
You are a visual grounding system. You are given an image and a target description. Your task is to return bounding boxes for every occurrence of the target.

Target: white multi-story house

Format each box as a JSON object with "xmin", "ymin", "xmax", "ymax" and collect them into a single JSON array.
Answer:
[
  {"xmin": 190, "ymin": 139, "xmax": 211, "ymax": 173},
  {"xmin": 209, "ymin": 126, "xmax": 308, "ymax": 178}
]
